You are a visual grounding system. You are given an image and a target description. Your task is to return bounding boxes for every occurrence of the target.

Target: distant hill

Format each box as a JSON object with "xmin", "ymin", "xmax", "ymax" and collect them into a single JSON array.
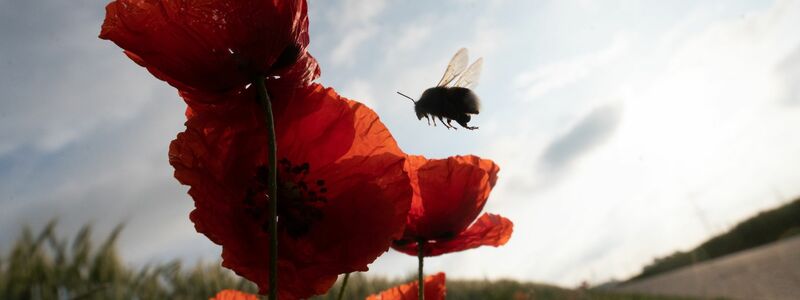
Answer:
[{"xmin": 630, "ymin": 198, "xmax": 800, "ymax": 281}]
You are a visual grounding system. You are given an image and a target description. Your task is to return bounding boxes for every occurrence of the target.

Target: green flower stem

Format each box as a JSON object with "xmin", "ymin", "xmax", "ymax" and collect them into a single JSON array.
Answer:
[
  {"xmin": 418, "ymin": 240, "xmax": 425, "ymax": 300},
  {"xmin": 336, "ymin": 273, "xmax": 350, "ymax": 300},
  {"xmin": 254, "ymin": 76, "xmax": 278, "ymax": 300}
]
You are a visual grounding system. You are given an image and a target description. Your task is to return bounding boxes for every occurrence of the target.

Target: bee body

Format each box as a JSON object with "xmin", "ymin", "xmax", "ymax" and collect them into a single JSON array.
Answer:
[
  {"xmin": 398, "ymin": 48, "xmax": 484, "ymax": 130},
  {"xmin": 414, "ymin": 87, "xmax": 480, "ymax": 130}
]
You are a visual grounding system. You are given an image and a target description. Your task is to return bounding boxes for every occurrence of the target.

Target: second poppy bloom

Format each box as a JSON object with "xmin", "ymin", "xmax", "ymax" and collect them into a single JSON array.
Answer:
[
  {"xmin": 100, "ymin": 0, "xmax": 319, "ymax": 95},
  {"xmin": 392, "ymin": 155, "xmax": 513, "ymax": 256}
]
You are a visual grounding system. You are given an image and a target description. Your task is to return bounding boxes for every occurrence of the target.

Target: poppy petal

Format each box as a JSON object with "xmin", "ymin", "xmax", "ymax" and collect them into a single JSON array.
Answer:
[
  {"xmin": 210, "ymin": 290, "xmax": 259, "ymax": 300},
  {"xmin": 100, "ymin": 0, "xmax": 317, "ymax": 93},
  {"xmin": 366, "ymin": 272, "xmax": 446, "ymax": 300},
  {"xmin": 394, "ymin": 213, "xmax": 513, "ymax": 257},
  {"xmin": 404, "ymin": 155, "xmax": 500, "ymax": 240},
  {"xmin": 169, "ymin": 83, "xmax": 411, "ymax": 299}
]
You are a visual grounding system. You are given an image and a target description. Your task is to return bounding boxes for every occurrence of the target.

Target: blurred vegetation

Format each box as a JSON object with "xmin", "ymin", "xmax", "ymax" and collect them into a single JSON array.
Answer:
[
  {"xmin": 0, "ymin": 220, "xmax": 257, "ymax": 299},
  {"xmin": 315, "ymin": 275, "xmax": 696, "ymax": 300},
  {"xmin": 1, "ymin": 221, "xmax": 692, "ymax": 300},
  {"xmin": 632, "ymin": 197, "xmax": 800, "ymax": 280}
]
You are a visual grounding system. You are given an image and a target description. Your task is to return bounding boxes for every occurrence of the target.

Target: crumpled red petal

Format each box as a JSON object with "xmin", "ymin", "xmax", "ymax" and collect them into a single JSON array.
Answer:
[
  {"xmin": 366, "ymin": 272, "xmax": 446, "ymax": 300},
  {"xmin": 169, "ymin": 83, "xmax": 411, "ymax": 299},
  {"xmin": 404, "ymin": 155, "xmax": 500, "ymax": 240},
  {"xmin": 100, "ymin": 0, "xmax": 319, "ymax": 94},
  {"xmin": 393, "ymin": 213, "xmax": 513, "ymax": 257},
  {"xmin": 210, "ymin": 290, "xmax": 259, "ymax": 300}
]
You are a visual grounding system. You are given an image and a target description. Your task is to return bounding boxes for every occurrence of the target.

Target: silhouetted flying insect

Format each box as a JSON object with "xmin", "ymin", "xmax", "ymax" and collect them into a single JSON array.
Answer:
[{"xmin": 397, "ymin": 48, "xmax": 483, "ymax": 130}]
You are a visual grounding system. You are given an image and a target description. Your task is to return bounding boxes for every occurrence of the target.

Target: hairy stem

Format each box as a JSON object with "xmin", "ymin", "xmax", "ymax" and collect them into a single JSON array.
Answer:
[
  {"xmin": 336, "ymin": 273, "xmax": 350, "ymax": 300},
  {"xmin": 418, "ymin": 240, "xmax": 425, "ymax": 300},
  {"xmin": 254, "ymin": 76, "xmax": 278, "ymax": 300}
]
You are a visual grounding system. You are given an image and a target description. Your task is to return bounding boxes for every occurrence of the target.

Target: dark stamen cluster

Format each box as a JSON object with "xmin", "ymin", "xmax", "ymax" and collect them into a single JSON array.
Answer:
[
  {"xmin": 276, "ymin": 158, "xmax": 328, "ymax": 237},
  {"xmin": 242, "ymin": 160, "xmax": 329, "ymax": 237},
  {"xmin": 243, "ymin": 167, "xmax": 270, "ymax": 228}
]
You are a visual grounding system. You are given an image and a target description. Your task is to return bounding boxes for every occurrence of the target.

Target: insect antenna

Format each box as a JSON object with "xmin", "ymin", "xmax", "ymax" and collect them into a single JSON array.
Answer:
[{"xmin": 396, "ymin": 91, "xmax": 417, "ymax": 103}]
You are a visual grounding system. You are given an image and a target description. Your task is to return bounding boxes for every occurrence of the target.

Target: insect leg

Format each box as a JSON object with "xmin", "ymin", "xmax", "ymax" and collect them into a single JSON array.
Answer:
[
  {"xmin": 438, "ymin": 116, "xmax": 450, "ymax": 129},
  {"xmin": 431, "ymin": 116, "xmax": 437, "ymax": 126},
  {"xmin": 425, "ymin": 115, "xmax": 431, "ymax": 125},
  {"xmin": 456, "ymin": 119, "xmax": 479, "ymax": 130},
  {"xmin": 446, "ymin": 119, "xmax": 458, "ymax": 130}
]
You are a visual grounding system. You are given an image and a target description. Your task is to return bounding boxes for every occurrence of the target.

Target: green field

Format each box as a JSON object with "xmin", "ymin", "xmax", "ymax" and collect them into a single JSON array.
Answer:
[
  {"xmin": 15, "ymin": 198, "xmax": 798, "ymax": 299},
  {"xmin": 0, "ymin": 221, "xmax": 690, "ymax": 300}
]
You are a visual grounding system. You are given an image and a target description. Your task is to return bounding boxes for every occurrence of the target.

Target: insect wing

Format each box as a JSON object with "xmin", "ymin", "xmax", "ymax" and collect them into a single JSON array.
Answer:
[
  {"xmin": 454, "ymin": 58, "xmax": 483, "ymax": 89},
  {"xmin": 436, "ymin": 48, "xmax": 469, "ymax": 87}
]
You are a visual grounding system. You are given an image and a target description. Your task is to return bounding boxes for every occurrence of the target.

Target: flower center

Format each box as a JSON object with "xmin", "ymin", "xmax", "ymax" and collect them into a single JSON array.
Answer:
[
  {"xmin": 242, "ymin": 158, "xmax": 328, "ymax": 238},
  {"xmin": 275, "ymin": 158, "xmax": 328, "ymax": 237}
]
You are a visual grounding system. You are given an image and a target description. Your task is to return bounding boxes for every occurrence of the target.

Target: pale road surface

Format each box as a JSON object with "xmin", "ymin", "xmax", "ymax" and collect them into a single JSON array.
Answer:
[{"xmin": 615, "ymin": 236, "xmax": 800, "ymax": 300}]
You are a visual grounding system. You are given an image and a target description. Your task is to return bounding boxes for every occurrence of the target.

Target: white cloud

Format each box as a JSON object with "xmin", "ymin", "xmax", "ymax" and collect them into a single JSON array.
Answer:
[
  {"xmin": 514, "ymin": 35, "xmax": 630, "ymax": 101},
  {"xmin": 340, "ymin": 78, "xmax": 378, "ymax": 108},
  {"xmin": 330, "ymin": 26, "xmax": 378, "ymax": 66},
  {"xmin": 326, "ymin": 0, "xmax": 387, "ymax": 66},
  {"xmin": 488, "ymin": 0, "xmax": 800, "ymax": 286},
  {"xmin": 777, "ymin": 45, "xmax": 800, "ymax": 105},
  {"xmin": 387, "ymin": 23, "xmax": 433, "ymax": 56},
  {"xmin": 332, "ymin": 0, "xmax": 387, "ymax": 29}
]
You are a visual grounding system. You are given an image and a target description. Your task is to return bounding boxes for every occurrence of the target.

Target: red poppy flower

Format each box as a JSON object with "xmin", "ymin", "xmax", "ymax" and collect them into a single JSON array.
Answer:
[
  {"xmin": 169, "ymin": 83, "xmax": 412, "ymax": 299},
  {"xmin": 100, "ymin": 0, "xmax": 319, "ymax": 95},
  {"xmin": 366, "ymin": 272, "xmax": 446, "ymax": 300},
  {"xmin": 392, "ymin": 155, "xmax": 513, "ymax": 256},
  {"xmin": 210, "ymin": 290, "xmax": 259, "ymax": 300}
]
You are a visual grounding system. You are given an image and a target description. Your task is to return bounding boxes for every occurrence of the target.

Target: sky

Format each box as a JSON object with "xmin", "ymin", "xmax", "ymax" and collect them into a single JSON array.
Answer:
[{"xmin": 1, "ymin": 0, "xmax": 799, "ymax": 287}]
